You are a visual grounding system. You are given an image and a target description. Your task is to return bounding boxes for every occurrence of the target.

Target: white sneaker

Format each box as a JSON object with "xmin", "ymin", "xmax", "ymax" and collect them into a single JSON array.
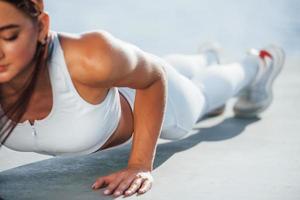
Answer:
[{"xmin": 234, "ymin": 45, "xmax": 285, "ymax": 118}]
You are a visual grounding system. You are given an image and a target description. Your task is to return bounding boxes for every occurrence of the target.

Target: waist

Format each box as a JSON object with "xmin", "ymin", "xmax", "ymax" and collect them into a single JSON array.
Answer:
[{"xmin": 97, "ymin": 91, "xmax": 134, "ymax": 151}]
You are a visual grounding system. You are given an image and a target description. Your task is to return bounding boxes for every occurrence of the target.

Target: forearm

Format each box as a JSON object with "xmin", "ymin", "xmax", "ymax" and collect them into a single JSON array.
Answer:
[{"xmin": 128, "ymin": 70, "xmax": 167, "ymax": 171}]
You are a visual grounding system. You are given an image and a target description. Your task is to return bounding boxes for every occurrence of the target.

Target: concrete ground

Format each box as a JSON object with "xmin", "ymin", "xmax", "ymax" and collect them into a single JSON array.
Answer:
[{"xmin": 0, "ymin": 0, "xmax": 299, "ymax": 199}]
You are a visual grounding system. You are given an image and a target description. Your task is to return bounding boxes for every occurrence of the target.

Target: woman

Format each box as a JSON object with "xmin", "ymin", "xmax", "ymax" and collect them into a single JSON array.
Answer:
[{"xmin": 0, "ymin": 0, "xmax": 285, "ymax": 198}]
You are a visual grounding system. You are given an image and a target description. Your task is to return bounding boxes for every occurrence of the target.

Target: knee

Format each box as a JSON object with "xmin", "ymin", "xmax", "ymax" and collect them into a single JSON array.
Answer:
[{"xmin": 160, "ymin": 124, "xmax": 191, "ymax": 140}]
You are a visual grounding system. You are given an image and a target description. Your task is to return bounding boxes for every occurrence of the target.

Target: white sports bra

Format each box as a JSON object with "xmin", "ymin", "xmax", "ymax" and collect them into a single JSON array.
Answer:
[{"xmin": 1, "ymin": 31, "xmax": 135, "ymax": 157}]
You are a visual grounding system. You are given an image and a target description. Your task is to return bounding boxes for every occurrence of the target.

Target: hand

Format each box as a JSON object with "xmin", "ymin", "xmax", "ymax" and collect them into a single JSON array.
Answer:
[{"xmin": 91, "ymin": 166, "xmax": 154, "ymax": 198}]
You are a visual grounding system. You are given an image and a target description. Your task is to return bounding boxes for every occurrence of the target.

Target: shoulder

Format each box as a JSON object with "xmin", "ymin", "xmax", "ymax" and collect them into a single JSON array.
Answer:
[
  {"xmin": 58, "ymin": 30, "xmax": 120, "ymax": 63},
  {"xmin": 56, "ymin": 30, "xmax": 138, "ymax": 87},
  {"xmin": 55, "ymin": 30, "xmax": 166, "ymax": 90}
]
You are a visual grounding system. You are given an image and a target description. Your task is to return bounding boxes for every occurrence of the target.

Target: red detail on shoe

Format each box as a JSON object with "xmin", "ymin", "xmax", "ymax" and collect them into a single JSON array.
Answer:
[{"xmin": 259, "ymin": 50, "xmax": 273, "ymax": 60}]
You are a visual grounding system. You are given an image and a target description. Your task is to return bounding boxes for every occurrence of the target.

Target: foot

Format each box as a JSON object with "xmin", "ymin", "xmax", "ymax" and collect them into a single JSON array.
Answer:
[
  {"xmin": 199, "ymin": 42, "xmax": 226, "ymax": 117},
  {"xmin": 198, "ymin": 41, "xmax": 223, "ymax": 66},
  {"xmin": 233, "ymin": 45, "xmax": 285, "ymax": 118},
  {"xmin": 205, "ymin": 105, "xmax": 226, "ymax": 118}
]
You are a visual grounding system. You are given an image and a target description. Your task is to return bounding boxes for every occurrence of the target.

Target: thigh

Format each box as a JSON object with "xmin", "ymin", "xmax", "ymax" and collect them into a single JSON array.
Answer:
[
  {"xmin": 162, "ymin": 54, "xmax": 205, "ymax": 80},
  {"xmin": 118, "ymin": 61, "xmax": 207, "ymax": 141},
  {"xmin": 160, "ymin": 62, "xmax": 207, "ymax": 140}
]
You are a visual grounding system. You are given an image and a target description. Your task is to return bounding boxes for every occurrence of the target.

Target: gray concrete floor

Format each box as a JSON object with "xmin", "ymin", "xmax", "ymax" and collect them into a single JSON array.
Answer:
[
  {"xmin": 1, "ymin": 56, "xmax": 299, "ymax": 200},
  {"xmin": 1, "ymin": 0, "xmax": 299, "ymax": 199}
]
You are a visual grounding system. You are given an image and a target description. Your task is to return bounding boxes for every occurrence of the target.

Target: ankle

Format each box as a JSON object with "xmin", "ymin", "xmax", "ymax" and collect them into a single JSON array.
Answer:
[{"xmin": 204, "ymin": 50, "xmax": 220, "ymax": 66}]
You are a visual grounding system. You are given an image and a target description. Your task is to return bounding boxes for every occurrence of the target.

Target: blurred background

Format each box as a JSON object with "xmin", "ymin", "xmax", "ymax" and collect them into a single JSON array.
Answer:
[
  {"xmin": 45, "ymin": 0, "xmax": 300, "ymax": 59},
  {"xmin": 1, "ymin": 1, "xmax": 300, "ymax": 199},
  {"xmin": 1, "ymin": 0, "xmax": 300, "ymax": 173}
]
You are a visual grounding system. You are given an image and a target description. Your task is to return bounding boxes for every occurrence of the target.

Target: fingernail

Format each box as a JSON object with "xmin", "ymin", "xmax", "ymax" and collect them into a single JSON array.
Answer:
[
  {"xmin": 104, "ymin": 189, "xmax": 110, "ymax": 195},
  {"xmin": 114, "ymin": 191, "xmax": 121, "ymax": 196},
  {"xmin": 91, "ymin": 184, "xmax": 96, "ymax": 189},
  {"xmin": 125, "ymin": 190, "xmax": 131, "ymax": 194}
]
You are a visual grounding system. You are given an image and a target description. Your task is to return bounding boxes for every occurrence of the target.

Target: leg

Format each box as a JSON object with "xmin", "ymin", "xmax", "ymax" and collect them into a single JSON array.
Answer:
[
  {"xmin": 191, "ymin": 56, "xmax": 259, "ymax": 113},
  {"xmin": 162, "ymin": 54, "xmax": 210, "ymax": 80},
  {"xmin": 163, "ymin": 47, "xmax": 226, "ymax": 117},
  {"xmin": 162, "ymin": 45, "xmax": 220, "ymax": 80},
  {"xmin": 160, "ymin": 54, "xmax": 259, "ymax": 140}
]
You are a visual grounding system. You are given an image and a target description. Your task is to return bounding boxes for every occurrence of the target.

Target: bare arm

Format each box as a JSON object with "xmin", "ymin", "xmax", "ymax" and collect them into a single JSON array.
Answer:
[{"xmin": 69, "ymin": 30, "xmax": 168, "ymax": 171}]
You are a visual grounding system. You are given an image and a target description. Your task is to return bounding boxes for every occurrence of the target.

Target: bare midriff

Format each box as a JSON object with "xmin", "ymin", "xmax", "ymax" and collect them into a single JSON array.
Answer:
[{"xmin": 97, "ymin": 91, "xmax": 134, "ymax": 151}]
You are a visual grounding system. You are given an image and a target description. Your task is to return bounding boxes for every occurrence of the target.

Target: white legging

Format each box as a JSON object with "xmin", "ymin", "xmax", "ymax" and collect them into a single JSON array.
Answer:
[{"xmin": 159, "ymin": 52, "xmax": 260, "ymax": 140}]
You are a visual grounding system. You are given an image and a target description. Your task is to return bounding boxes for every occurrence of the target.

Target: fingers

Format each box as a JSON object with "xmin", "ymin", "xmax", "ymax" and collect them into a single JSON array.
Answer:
[
  {"xmin": 106, "ymin": 175, "xmax": 152, "ymax": 198},
  {"xmin": 111, "ymin": 175, "xmax": 136, "ymax": 197},
  {"xmin": 124, "ymin": 177, "xmax": 144, "ymax": 197},
  {"xmin": 103, "ymin": 176, "xmax": 123, "ymax": 196},
  {"xmin": 92, "ymin": 170, "xmax": 154, "ymax": 197},
  {"xmin": 138, "ymin": 179, "xmax": 152, "ymax": 194},
  {"xmin": 92, "ymin": 177, "xmax": 107, "ymax": 190}
]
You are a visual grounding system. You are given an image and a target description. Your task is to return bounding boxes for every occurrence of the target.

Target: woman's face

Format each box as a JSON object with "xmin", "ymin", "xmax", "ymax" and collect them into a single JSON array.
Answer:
[{"xmin": 0, "ymin": 1, "xmax": 39, "ymax": 84}]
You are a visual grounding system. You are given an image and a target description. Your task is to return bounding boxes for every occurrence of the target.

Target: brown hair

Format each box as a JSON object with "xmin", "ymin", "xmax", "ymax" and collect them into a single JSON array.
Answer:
[{"xmin": 0, "ymin": 0, "xmax": 53, "ymax": 145}]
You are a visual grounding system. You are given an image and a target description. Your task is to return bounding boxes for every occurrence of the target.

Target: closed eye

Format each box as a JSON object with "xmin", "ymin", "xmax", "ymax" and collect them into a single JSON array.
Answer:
[{"xmin": 3, "ymin": 35, "xmax": 18, "ymax": 41}]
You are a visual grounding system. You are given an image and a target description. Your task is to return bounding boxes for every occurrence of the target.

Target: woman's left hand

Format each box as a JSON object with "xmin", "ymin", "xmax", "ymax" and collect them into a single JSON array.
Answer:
[{"xmin": 91, "ymin": 166, "xmax": 154, "ymax": 198}]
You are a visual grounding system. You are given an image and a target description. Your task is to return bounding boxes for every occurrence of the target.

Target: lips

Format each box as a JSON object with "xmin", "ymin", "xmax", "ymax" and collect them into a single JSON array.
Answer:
[{"xmin": 0, "ymin": 64, "xmax": 8, "ymax": 72}]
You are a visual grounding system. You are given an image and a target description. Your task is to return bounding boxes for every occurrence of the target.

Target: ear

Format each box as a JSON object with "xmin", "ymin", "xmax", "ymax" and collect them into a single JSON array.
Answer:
[
  {"xmin": 31, "ymin": 0, "xmax": 44, "ymax": 11},
  {"xmin": 37, "ymin": 12, "xmax": 50, "ymax": 43}
]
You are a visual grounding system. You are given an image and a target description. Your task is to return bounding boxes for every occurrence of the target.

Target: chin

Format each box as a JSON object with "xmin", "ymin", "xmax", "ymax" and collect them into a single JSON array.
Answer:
[{"xmin": 0, "ymin": 72, "xmax": 14, "ymax": 83}]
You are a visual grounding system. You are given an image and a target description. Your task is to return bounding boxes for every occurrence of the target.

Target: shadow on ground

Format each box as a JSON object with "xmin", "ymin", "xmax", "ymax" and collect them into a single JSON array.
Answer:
[{"xmin": 0, "ymin": 116, "xmax": 259, "ymax": 200}]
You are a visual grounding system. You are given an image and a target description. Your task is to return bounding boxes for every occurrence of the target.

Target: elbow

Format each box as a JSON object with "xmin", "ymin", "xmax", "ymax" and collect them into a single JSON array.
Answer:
[
  {"xmin": 146, "ymin": 53, "xmax": 168, "ymax": 83},
  {"xmin": 158, "ymin": 65, "xmax": 167, "ymax": 87},
  {"xmin": 153, "ymin": 64, "xmax": 168, "ymax": 92}
]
